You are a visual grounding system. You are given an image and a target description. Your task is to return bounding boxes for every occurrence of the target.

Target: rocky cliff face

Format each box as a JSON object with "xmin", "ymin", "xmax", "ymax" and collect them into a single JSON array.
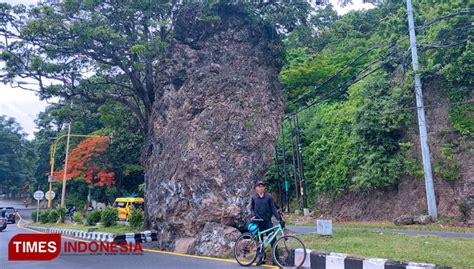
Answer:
[{"xmin": 144, "ymin": 4, "xmax": 284, "ymax": 253}]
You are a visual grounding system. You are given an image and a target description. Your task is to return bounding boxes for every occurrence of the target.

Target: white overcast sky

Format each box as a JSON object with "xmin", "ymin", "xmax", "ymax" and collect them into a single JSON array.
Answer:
[{"xmin": 0, "ymin": 0, "xmax": 374, "ymax": 139}]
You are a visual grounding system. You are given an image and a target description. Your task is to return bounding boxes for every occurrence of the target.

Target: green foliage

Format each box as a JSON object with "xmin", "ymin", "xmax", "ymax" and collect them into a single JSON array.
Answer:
[
  {"xmin": 86, "ymin": 209, "xmax": 102, "ymax": 226},
  {"xmin": 0, "ymin": 116, "xmax": 36, "ymax": 196},
  {"xmin": 101, "ymin": 207, "xmax": 118, "ymax": 227},
  {"xmin": 39, "ymin": 210, "xmax": 50, "ymax": 224},
  {"xmin": 48, "ymin": 209, "xmax": 60, "ymax": 223},
  {"xmin": 129, "ymin": 209, "xmax": 144, "ymax": 230},
  {"xmin": 448, "ymin": 89, "xmax": 474, "ymax": 136},
  {"xmin": 417, "ymin": 1, "xmax": 473, "ymax": 137},
  {"xmin": 290, "ymin": 75, "xmax": 410, "ymax": 194},
  {"xmin": 138, "ymin": 183, "xmax": 145, "ymax": 197},
  {"xmin": 63, "ymin": 179, "xmax": 89, "ymax": 209},
  {"xmin": 399, "ymin": 142, "xmax": 424, "ymax": 178},
  {"xmin": 31, "ymin": 211, "xmax": 38, "ymax": 222},
  {"xmin": 265, "ymin": 0, "xmax": 473, "ymax": 197},
  {"xmin": 459, "ymin": 202, "xmax": 471, "ymax": 222},
  {"xmin": 434, "ymin": 143, "xmax": 462, "ymax": 181},
  {"xmin": 57, "ymin": 207, "xmax": 67, "ymax": 223},
  {"xmin": 72, "ymin": 212, "xmax": 83, "ymax": 223}
]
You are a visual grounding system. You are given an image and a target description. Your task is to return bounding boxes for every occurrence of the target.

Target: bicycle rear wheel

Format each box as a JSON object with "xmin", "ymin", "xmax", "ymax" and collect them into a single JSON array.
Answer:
[
  {"xmin": 233, "ymin": 232, "xmax": 258, "ymax": 266},
  {"xmin": 272, "ymin": 235, "xmax": 306, "ymax": 268}
]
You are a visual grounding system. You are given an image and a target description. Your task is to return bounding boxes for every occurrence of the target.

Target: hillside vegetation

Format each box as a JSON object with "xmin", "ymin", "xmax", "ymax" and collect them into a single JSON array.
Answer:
[{"xmin": 266, "ymin": 0, "xmax": 473, "ymax": 220}]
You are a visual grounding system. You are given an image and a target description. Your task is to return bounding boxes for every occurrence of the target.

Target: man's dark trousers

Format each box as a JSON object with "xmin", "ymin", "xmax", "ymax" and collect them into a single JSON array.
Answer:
[{"xmin": 257, "ymin": 220, "xmax": 279, "ymax": 261}]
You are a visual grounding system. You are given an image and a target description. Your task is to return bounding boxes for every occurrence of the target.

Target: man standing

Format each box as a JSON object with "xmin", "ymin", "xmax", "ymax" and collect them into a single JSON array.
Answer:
[{"xmin": 250, "ymin": 180, "xmax": 282, "ymax": 265}]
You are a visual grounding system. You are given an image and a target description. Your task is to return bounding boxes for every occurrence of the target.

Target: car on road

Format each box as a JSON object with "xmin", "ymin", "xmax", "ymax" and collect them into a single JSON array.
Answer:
[
  {"xmin": 113, "ymin": 196, "xmax": 144, "ymax": 221},
  {"xmin": 0, "ymin": 207, "xmax": 17, "ymax": 224},
  {"xmin": 0, "ymin": 210, "xmax": 7, "ymax": 231}
]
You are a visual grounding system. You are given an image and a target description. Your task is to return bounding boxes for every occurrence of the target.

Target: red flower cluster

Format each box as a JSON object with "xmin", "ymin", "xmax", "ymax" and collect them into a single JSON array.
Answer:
[{"xmin": 53, "ymin": 136, "xmax": 115, "ymax": 187}]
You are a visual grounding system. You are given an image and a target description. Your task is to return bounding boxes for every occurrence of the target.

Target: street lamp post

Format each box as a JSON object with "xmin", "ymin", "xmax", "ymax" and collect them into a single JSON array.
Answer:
[{"xmin": 60, "ymin": 123, "xmax": 72, "ymax": 208}]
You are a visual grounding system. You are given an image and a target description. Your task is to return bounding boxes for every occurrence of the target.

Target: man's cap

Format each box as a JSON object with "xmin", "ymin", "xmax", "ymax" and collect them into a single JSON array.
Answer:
[{"xmin": 255, "ymin": 180, "xmax": 265, "ymax": 186}]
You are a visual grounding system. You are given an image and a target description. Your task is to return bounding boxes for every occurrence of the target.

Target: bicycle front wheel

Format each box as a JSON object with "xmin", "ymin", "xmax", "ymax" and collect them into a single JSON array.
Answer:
[
  {"xmin": 272, "ymin": 235, "xmax": 306, "ymax": 268},
  {"xmin": 233, "ymin": 232, "xmax": 258, "ymax": 266}
]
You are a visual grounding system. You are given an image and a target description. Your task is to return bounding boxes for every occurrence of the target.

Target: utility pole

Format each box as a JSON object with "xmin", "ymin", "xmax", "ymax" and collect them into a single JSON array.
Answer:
[
  {"xmin": 281, "ymin": 127, "xmax": 290, "ymax": 213},
  {"xmin": 290, "ymin": 117, "xmax": 300, "ymax": 206},
  {"xmin": 294, "ymin": 114, "xmax": 308, "ymax": 211},
  {"xmin": 275, "ymin": 145, "xmax": 283, "ymax": 209},
  {"xmin": 406, "ymin": 0, "xmax": 437, "ymax": 219},
  {"xmin": 60, "ymin": 122, "xmax": 72, "ymax": 208}
]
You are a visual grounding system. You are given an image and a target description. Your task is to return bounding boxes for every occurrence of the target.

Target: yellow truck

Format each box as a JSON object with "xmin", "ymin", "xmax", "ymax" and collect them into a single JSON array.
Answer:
[{"xmin": 113, "ymin": 196, "xmax": 144, "ymax": 221}]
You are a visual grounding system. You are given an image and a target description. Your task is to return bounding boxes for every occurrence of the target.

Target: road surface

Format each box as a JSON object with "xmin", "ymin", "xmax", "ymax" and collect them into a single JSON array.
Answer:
[{"xmin": 0, "ymin": 199, "xmax": 275, "ymax": 269}]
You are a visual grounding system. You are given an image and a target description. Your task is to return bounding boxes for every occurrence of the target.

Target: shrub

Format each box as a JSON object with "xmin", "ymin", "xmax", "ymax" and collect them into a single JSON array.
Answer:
[
  {"xmin": 57, "ymin": 207, "xmax": 67, "ymax": 223},
  {"xmin": 72, "ymin": 212, "xmax": 83, "ymax": 223},
  {"xmin": 31, "ymin": 211, "xmax": 38, "ymax": 222},
  {"xmin": 39, "ymin": 210, "xmax": 49, "ymax": 224},
  {"xmin": 48, "ymin": 209, "xmax": 60, "ymax": 223},
  {"xmin": 86, "ymin": 209, "xmax": 102, "ymax": 226},
  {"xmin": 129, "ymin": 209, "xmax": 144, "ymax": 229},
  {"xmin": 101, "ymin": 207, "xmax": 118, "ymax": 227}
]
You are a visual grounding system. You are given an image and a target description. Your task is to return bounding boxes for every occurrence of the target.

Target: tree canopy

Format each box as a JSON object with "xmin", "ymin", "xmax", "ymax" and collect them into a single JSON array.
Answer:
[{"xmin": 0, "ymin": 116, "xmax": 36, "ymax": 196}]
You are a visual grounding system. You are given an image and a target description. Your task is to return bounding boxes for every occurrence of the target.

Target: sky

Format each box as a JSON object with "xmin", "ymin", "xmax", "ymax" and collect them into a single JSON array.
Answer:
[{"xmin": 0, "ymin": 0, "xmax": 374, "ymax": 139}]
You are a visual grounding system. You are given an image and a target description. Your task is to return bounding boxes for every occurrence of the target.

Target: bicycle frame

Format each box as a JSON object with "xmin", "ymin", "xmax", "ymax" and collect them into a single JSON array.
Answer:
[{"xmin": 255, "ymin": 223, "xmax": 284, "ymax": 248}]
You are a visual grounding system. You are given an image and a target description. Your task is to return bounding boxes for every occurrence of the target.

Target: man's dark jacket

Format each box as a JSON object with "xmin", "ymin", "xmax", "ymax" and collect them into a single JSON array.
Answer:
[{"xmin": 250, "ymin": 193, "xmax": 280, "ymax": 222}]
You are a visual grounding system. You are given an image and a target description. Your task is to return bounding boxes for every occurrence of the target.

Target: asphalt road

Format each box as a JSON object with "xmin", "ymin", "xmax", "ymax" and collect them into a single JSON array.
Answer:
[{"xmin": 0, "ymin": 199, "xmax": 274, "ymax": 269}]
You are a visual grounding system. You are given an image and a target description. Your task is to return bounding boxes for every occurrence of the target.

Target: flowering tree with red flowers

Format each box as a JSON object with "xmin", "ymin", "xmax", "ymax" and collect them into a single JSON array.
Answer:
[{"xmin": 53, "ymin": 136, "xmax": 115, "ymax": 187}]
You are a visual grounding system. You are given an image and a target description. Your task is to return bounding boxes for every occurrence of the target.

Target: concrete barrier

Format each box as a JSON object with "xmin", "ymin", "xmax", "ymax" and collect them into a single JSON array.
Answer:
[
  {"xmin": 24, "ymin": 223, "xmax": 157, "ymax": 244},
  {"xmin": 294, "ymin": 250, "xmax": 442, "ymax": 269}
]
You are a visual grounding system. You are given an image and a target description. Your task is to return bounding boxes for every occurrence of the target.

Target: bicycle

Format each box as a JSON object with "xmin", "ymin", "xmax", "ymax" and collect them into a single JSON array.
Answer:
[{"xmin": 233, "ymin": 215, "xmax": 307, "ymax": 268}]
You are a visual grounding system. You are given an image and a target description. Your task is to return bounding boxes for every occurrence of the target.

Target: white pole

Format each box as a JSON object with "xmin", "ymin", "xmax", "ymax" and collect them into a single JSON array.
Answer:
[
  {"xmin": 406, "ymin": 0, "xmax": 437, "ymax": 219},
  {"xmin": 60, "ymin": 123, "xmax": 72, "ymax": 208},
  {"xmin": 36, "ymin": 199, "xmax": 40, "ymax": 223}
]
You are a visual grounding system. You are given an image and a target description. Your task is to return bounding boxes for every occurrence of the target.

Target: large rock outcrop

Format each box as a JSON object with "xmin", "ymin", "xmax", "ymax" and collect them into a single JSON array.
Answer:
[
  {"xmin": 144, "ymin": 4, "xmax": 284, "ymax": 252},
  {"xmin": 188, "ymin": 222, "xmax": 241, "ymax": 257}
]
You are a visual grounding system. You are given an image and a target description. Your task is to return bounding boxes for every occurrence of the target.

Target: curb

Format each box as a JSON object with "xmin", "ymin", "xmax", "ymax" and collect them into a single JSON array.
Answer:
[
  {"xmin": 113, "ymin": 230, "xmax": 158, "ymax": 244},
  {"xmin": 23, "ymin": 224, "xmax": 157, "ymax": 244},
  {"xmin": 295, "ymin": 249, "xmax": 445, "ymax": 269}
]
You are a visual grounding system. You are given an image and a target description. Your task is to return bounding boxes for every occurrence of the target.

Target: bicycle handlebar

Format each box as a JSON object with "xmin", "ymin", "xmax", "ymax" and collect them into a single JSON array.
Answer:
[{"xmin": 250, "ymin": 217, "xmax": 265, "ymax": 222}]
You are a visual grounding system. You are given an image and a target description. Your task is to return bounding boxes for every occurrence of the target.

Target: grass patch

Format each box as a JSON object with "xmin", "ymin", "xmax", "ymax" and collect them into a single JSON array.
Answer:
[
  {"xmin": 333, "ymin": 221, "xmax": 474, "ymax": 233},
  {"xmin": 30, "ymin": 222, "xmax": 89, "ymax": 231},
  {"xmin": 284, "ymin": 213, "xmax": 474, "ymax": 233},
  {"xmin": 300, "ymin": 230, "xmax": 474, "ymax": 268},
  {"xmin": 95, "ymin": 225, "xmax": 142, "ymax": 234}
]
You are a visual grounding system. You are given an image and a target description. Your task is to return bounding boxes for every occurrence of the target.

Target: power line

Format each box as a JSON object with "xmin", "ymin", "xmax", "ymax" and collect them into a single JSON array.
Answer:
[
  {"xmin": 285, "ymin": 24, "xmax": 470, "ymax": 118},
  {"xmin": 287, "ymin": 46, "xmax": 380, "ymax": 106},
  {"xmin": 286, "ymin": 45, "xmax": 402, "ymax": 118},
  {"xmin": 294, "ymin": 100, "xmax": 474, "ymax": 130},
  {"xmin": 285, "ymin": 8, "xmax": 474, "ymax": 109}
]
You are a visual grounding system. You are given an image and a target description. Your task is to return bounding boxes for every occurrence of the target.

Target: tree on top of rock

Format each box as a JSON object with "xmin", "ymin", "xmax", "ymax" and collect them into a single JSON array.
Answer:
[
  {"xmin": 53, "ymin": 136, "xmax": 114, "ymax": 187},
  {"xmin": 0, "ymin": 0, "xmax": 321, "ymax": 132}
]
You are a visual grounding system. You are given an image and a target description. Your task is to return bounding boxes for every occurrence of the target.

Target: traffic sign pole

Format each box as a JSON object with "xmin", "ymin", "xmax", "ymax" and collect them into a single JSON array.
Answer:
[
  {"xmin": 33, "ymin": 191, "xmax": 44, "ymax": 222},
  {"xmin": 36, "ymin": 199, "xmax": 39, "ymax": 222}
]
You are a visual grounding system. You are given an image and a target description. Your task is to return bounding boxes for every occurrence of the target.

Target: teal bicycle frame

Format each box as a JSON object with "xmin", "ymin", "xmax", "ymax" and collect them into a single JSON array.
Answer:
[{"xmin": 255, "ymin": 223, "xmax": 284, "ymax": 248}]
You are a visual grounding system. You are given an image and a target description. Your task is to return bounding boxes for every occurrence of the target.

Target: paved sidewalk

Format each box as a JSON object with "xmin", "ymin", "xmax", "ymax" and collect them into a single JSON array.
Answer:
[{"xmin": 288, "ymin": 225, "xmax": 474, "ymax": 239}]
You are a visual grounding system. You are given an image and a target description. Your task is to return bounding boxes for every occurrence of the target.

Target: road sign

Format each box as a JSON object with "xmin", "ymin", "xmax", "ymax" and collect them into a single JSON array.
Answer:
[
  {"xmin": 33, "ymin": 191, "xmax": 44, "ymax": 201},
  {"xmin": 33, "ymin": 190, "xmax": 44, "ymax": 223},
  {"xmin": 48, "ymin": 175, "xmax": 56, "ymax": 183},
  {"xmin": 45, "ymin": 191, "xmax": 55, "ymax": 200}
]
